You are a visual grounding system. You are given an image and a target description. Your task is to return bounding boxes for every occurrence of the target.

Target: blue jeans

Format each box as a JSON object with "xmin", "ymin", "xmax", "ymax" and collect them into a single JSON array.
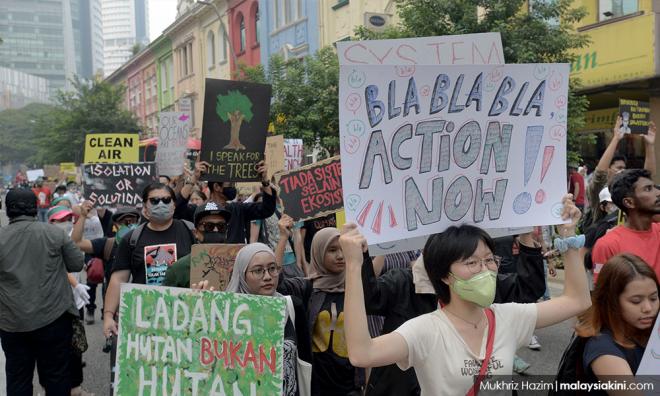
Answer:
[
  {"xmin": 37, "ymin": 207, "xmax": 48, "ymax": 223},
  {"xmin": 543, "ymin": 259, "xmax": 551, "ymax": 300}
]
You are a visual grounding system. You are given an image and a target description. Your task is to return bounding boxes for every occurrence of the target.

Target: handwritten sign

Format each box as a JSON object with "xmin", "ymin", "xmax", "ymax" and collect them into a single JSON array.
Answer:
[
  {"xmin": 82, "ymin": 163, "xmax": 157, "ymax": 206},
  {"xmin": 276, "ymin": 156, "xmax": 343, "ymax": 221},
  {"xmin": 26, "ymin": 169, "xmax": 44, "ymax": 182},
  {"xmin": 265, "ymin": 135, "xmax": 285, "ymax": 179},
  {"xmin": 284, "ymin": 139, "xmax": 304, "ymax": 171},
  {"xmin": 619, "ymin": 99, "xmax": 650, "ymax": 134},
  {"xmin": 339, "ymin": 63, "xmax": 569, "ymax": 245},
  {"xmin": 637, "ymin": 317, "xmax": 660, "ymax": 375},
  {"xmin": 200, "ymin": 79, "xmax": 272, "ymax": 182},
  {"xmin": 84, "ymin": 133, "xmax": 139, "ymax": 164},
  {"xmin": 156, "ymin": 112, "xmax": 191, "ymax": 176},
  {"xmin": 115, "ymin": 284, "xmax": 285, "ymax": 396},
  {"xmin": 190, "ymin": 244, "xmax": 245, "ymax": 290},
  {"xmin": 337, "ymin": 33, "xmax": 504, "ymax": 66}
]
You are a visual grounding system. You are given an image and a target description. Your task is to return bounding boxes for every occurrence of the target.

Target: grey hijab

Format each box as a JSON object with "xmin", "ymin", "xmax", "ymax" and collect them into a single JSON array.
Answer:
[{"xmin": 226, "ymin": 242, "xmax": 281, "ymax": 296}]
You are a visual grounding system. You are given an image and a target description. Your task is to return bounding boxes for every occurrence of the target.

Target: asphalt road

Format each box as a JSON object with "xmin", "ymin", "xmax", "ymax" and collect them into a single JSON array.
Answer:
[{"xmin": 1, "ymin": 280, "xmax": 573, "ymax": 396}]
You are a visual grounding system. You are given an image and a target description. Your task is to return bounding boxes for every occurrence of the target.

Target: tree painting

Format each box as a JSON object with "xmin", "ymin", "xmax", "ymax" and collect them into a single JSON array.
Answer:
[{"xmin": 216, "ymin": 90, "xmax": 254, "ymax": 150}]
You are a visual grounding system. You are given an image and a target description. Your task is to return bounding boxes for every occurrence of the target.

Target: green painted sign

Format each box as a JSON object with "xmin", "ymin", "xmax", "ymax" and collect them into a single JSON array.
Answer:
[{"xmin": 115, "ymin": 284, "xmax": 286, "ymax": 395}]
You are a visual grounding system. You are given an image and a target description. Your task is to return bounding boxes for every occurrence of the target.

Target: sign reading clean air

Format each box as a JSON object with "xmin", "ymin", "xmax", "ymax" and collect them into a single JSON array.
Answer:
[{"xmin": 84, "ymin": 133, "xmax": 139, "ymax": 164}]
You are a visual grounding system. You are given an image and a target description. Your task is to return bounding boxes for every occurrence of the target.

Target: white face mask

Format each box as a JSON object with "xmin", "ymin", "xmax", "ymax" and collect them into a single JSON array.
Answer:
[{"xmin": 54, "ymin": 221, "xmax": 73, "ymax": 235}]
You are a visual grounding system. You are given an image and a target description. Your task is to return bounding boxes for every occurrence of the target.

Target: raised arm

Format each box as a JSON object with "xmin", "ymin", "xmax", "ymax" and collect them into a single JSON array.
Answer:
[
  {"xmin": 72, "ymin": 201, "xmax": 94, "ymax": 254},
  {"xmin": 643, "ymin": 121, "xmax": 656, "ymax": 177},
  {"xmin": 341, "ymin": 224, "xmax": 409, "ymax": 368},
  {"xmin": 596, "ymin": 116, "xmax": 624, "ymax": 173},
  {"xmin": 275, "ymin": 215, "xmax": 293, "ymax": 267},
  {"xmin": 535, "ymin": 195, "xmax": 592, "ymax": 329}
]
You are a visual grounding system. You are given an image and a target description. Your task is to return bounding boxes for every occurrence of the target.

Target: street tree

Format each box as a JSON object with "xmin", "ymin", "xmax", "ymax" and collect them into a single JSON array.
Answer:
[
  {"xmin": 0, "ymin": 103, "xmax": 55, "ymax": 166},
  {"xmin": 37, "ymin": 76, "xmax": 141, "ymax": 164}
]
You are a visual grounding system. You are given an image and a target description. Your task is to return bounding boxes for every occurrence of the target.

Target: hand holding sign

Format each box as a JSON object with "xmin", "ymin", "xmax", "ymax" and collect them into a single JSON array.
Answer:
[
  {"xmin": 643, "ymin": 121, "xmax": 656, "ymax": 145},
  {"xmin": 557, "ymin": 194, "xmax": 581, "ymax": 237},
  {"xmin": 339, "ymin": 223, "xmax": 368, "ymax": 270},
  {"xmin": 278, "ymin": 214, "xmax": 294, "ymax": 239},
  {"xmin": 256, "ymin": 160, "xmax": 269, "ymax": 183}
]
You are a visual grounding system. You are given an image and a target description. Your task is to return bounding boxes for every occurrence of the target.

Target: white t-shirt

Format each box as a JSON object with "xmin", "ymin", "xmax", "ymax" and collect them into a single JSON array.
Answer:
[{"xmin": 395, "ymin": 303, "xmax": 537, "ymax": 396}]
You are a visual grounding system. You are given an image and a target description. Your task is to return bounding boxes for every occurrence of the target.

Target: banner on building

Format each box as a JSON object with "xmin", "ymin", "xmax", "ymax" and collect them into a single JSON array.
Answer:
[
  {"xmin": 115, "ymin": 283, "xmax": 286, "ymax": 396},
  {"xmin": 84, "ymin": 133, "xmax": 139, "ymax": 164},
  {"xmin": 276, "ymin": 156, "xmax": 342, "ymax": 221},
  {"xmin": 284, "ymin": 139, "xmax": 304, "ymax": 171},
  {"xmin": 619, "ymin": 99, "xmax": 650, "ymax": 134},
  {"xmin": 156, "ymin": 112, "xmax": 191, "ymax": 176},
  {"xmin": 200, "ymin": 79, "xmax": 272, "ymax": 182},
  {"xmin": 82, "ymin": 162, "xmax": 157, "ymax": 206},
  {"xmin": 190, "ymin": 244, "xmax": 245, "ymax": 291},
  {"xmin": 339, "ymin": 63, "xmax": 570, "ymax": 246}
]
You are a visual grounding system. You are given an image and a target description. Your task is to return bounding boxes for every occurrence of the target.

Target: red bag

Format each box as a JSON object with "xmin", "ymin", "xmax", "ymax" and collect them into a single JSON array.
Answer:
[{"xmin": 86, "ymin": 258, "xmax": 104, "ymax": 284}]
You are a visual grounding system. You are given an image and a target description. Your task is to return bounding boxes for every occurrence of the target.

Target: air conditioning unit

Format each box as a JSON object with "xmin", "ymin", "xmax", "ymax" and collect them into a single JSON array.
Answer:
[{"xmin": 364, "ymin": 12, "xmax": 391, "ymax": 32}]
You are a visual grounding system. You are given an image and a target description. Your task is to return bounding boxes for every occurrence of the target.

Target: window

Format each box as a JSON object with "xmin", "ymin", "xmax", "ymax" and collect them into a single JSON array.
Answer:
[
  {"xmin": 254, "ymin": 5, "xmax": 260, "ymax": 44},
  {"xmin": 239, "ymin": 15, "xmax": 246, "ymax": 52},
  {"xmin": 285, "ymin": 0, "xmax": 294, "ymax": 24},
  {"xmin": 274, "ymin": 0, "xmax": 281, "ymax": 28},
  {"xmin": 599, "ymin": 0, "xmax": 638, "ymax": 21},
  {"xmin": 218, "ymin": 27, "xmax": 227, "ymax": 62},
  {"xmin": 207, "ymin": 30, "xmax": 215, "ymax": 69}
]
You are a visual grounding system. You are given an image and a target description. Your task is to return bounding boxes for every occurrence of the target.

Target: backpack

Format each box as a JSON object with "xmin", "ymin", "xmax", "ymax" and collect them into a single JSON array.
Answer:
[
  {"xmin": 127, "ymin": 220, "xmax": 196, "ymax": 268},
  {"xmin": 550, "ymin": 333, "xmax": 588, "ymax": 395}
]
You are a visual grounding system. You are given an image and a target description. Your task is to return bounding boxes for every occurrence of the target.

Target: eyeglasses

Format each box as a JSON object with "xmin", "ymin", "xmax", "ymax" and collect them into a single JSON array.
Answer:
[
  {"xmin": 148, "ymin": 197, "xmax": 172, "ymax": 205},
  {"xmin": 247, "ymin": 264, "xmax": 281, "ymax": 278},
  {"xmin": 198, "ymin": 221, "xmax": 227, "ymax": 233},
  {"xmin": 461, "ymin": 256, "xmax": 501, "ymax": 274}
]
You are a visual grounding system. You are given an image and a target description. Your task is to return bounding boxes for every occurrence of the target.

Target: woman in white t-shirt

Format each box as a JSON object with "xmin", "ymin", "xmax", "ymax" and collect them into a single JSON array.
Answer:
[{"xmin": 340, "ymin": 195, "xmax": 592, "ymax": 396}]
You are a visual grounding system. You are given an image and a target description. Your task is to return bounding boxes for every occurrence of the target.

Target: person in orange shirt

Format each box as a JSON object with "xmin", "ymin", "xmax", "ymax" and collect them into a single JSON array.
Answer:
[
  {"xmin": 32, "ymin": 177, "xmax": 52, "ymax": 222},
  {"xmin": 592, "ymin": 169, "xmax": 660, "ymax": 283}
]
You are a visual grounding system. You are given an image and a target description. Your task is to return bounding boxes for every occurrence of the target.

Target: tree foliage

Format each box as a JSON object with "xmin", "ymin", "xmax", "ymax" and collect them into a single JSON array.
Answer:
[
  {"xmin": 216, "ymin": 90, "xmax": 254, "ymax": 122},
  {"xmin": 355, "ymin": 0, "xmax": 592, "ymax": 162},
  {"xmin": 36, "ymin": 76, "xmax": 141, "ymax": 164},
  {"xmin": 237, "ymin": 46, "xmax": 340, "ymax": 155},
  {"xmin": 0, "ymin": 103, "xmax": 55, "ymax": 166}
]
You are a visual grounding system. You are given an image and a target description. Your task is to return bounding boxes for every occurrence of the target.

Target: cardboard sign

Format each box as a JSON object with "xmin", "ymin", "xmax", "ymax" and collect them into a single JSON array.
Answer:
[
  {"xmin": 284, "ymin": 139, "xmax": 304, "ymax": 171},
  {"xmin": 84, "ymin": 133, "xmax": 139, "ymax": 163},
  {"xmin": 190, "ymin": 244, "xmax": 245, "ymax": 290},
  {"xmin": 637, "ymin": 317, "xmax": 660, "ymax": 375},
  {"xmin": 82, "ymin": 162, "xmax": 158, "ymax": 207},
  {"xmin": 60, "ymin": 162, "xmax": 77, "ymax": 174},
  {"xmin": 265, "ymin": 134, "xmax": 285, "ymax": 179},
  {"xmin": 155, "ymin": 112, "xmax": 191, "ymax": 176},
  {"xmin": 339, "ymin": 63, "xmax": 569, "ymax": 246},
  {"xmin": 619, "ymin": 99, "xmax": 650, "ymax": 134},
  {"xmin": 276, "ymin": 156, "xmax": 342, "ymax": 221},
  {"xmin": 200, "ymin": 79, "xmax": 272, "ymax": 182},
  {"xmin": 115, "ymin": 284, "xmax": 286, "ymax": 396},
  {"xmin": 337, "ymin": 33, "xmax": 504, "ymax": 65},
  {"xmin": 26, "ymin": 169, "xmax": 44, "ymax": 182},
  {"xmin": 43, "ymin": 165, "xmax": 60, "ymax": 181}
]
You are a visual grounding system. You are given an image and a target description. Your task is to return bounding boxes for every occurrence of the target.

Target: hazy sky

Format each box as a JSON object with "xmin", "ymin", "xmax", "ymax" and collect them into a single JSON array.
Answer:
[{"xmin": 149, "ymin": 0, "xmax": 178, "ymax": 41}]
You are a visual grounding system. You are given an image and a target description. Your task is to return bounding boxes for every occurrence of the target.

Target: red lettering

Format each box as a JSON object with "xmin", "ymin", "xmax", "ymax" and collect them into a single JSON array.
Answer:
[
  {"xmin": 314, "ymin": 167, "xmax": 324, "ymax": 181},
  {"xmin": 214, "ymin": 340, "xmax": 229, "ymax": 368},
  {"xmin": 396, "ymin": 44, "xmax": 417, "ymax": 65},
  {"xmin": 200, "ymin": 337, "xmax": 214, "ymax": 365},
  {"xmin": 259, "ymin": 345, "xmax": 277, "ymax": 375},
  {"xmin": 243, "ymin": 341, "xmax": 258, "ymax": 373},
  {"xmin": 343, "ymin": 43, "xmax": 369, "ymax": 64},
  {"xmin": 230, "ymin": 341, "xmax": 243, "ymax": 368},
  {"xmin": 367, "ymin": 47, "xmax": 393, "ymax": 64},
  {"xmin": 426, "ymin": 42, "xmax": 447, "ymax": 64}
]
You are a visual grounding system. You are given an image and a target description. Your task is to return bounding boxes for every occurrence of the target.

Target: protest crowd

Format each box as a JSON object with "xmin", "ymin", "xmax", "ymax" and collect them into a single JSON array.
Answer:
[{"xmin": 1, "ymin": 35, "xmax": 659, "ymax": 396}]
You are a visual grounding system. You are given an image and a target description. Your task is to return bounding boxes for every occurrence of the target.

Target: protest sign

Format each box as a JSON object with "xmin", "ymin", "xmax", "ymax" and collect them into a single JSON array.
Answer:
[
  {"xmin": 265, "ymin": 134, "xmax": 285, "ymax": 179},
  {"xmin": 43, "ymin": 165, "xmax": 60, "ymax": 181},
  {"xmin": 276, "ymin": 156, "xmax": 343, "ymax": 221},
  {"xmin": 26, "ymin": 169, "xmax": 44, "ymax": 182},
  {"xmin": 337, "ymin": 33, "xmax": 503, "ymax": 66},
  {"xmin": 115, "ymin": 283, "xmax": 286, "ymax": 396},
  {"xmin": 619, "ymin": 99, "xmax": 650, "ymax": 134},
  {"xmin": 284, "ymin": 138, "xmax": 304, "ymax": 171},
  {"xmin": 155, "ymin": 112, "xmax": 191, "ymax": 176},
  {"xmin": 200, "ymin": 78, "xmax": 272, "ymax": 182},
  {"xmin": 60, "ymin": 162, "xmax": 77, "ymax": 174},
  {"xmin": 190, "ymin": 244, "xmax": 245, "ymax": 290},
  {"xmin": 339, "ymin": 63, "xmax": 569, "ymax": 245},
  {"xmin": 84, "ymin": 133, "xmax": 139, "ymax": 163},
  {"xmin": 637, "ymin": 317, "xmax": 660, "ymax": 375},
  {"xmin": 82, "ymin": 162, "xmax": 157, "ymax": 206}
]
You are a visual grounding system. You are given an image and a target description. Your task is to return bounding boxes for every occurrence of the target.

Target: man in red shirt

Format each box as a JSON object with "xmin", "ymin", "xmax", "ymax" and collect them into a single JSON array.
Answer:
[
  {"xmin": 31, "ymin": 177, "xmax": 52, "ymax": 223},
  {"xmin": 568, "ymin": 163, "xmax": 585, "ymax": 212},
  {"xmin": 592, "ymin": 169, "xmax": 660, "ymax": 283}
]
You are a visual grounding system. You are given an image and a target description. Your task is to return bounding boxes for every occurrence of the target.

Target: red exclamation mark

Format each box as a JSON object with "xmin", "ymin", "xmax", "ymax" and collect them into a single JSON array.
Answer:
[
  {"xmin": 357, "ymin": 200, "xmax": 374, "ymax": 226},
  {"xmin": 388, "ymin": 205, "xmax": 397, "ymax": 227}
]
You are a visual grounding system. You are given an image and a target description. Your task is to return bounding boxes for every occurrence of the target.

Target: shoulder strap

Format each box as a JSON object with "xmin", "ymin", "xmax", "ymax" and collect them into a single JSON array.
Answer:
[
  {"xmin": 284, "ymin": 296, "xmax": 296, "ymax": 329},
  {"xmin": 103, "ymin": 237, "xmax": 115, "ymax": 262},
  {"xmin": 180, "ymin": 219, "xmax": 196, "ymax": 243},
  {"xmin": 466, "ymin": 308, "xmax": 496, "ymax": 396},
  {"xmin": 129, "ymin": 223, "xmax": 146, "ymax": 249}
]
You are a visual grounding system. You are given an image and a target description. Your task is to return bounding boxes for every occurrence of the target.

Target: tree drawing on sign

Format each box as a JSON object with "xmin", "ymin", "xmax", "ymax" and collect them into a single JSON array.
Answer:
[{"xmin": 216, "ymin": 90, "xmax": 253, "ymax": 150}]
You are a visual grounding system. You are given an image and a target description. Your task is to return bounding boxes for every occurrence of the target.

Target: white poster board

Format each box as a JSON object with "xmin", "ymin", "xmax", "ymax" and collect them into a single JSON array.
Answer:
[
  {"xmin": 339, "ymin": 63, "xmax": 569, "ymax": 246},
  {"xmin": 26, "ymin": 169, "xmax": 44, "ymax": 182},
  {"xmin": 337, "ymin": 33, "xmax": 504, "ymax": 66},
  {"xmin": 284, "ymin": 138, "xmax": 304, "ymax": 171},
  {"xmin": 155, "ymin": 112, "xmax": 191, "ymax": 176}
]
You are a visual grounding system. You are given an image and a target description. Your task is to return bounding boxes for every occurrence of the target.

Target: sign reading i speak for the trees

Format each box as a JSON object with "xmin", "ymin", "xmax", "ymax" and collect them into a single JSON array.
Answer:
[
  {"xmin": 115, "ymin": 284, "xmax": 286, "ymax": 396},
  {"xmin": 276, "ymin": 156, "xmax": 343, "ymax": 221},
  {"xmin": 200, "ymin": 78, "xmax": 272, "ymax": 182}
]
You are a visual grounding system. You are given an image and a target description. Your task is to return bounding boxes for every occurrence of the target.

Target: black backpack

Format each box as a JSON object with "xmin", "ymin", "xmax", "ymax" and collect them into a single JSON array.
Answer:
[{"xmin": 550, "ymin": 333, "xmax": 588, "ymax": 395}]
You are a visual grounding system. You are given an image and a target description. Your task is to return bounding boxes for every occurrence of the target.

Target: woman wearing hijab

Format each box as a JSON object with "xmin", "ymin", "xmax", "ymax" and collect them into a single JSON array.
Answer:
[
  {"xmin": 276, "ymin": 222, "xmax": 363, "ymax": 396},
  {"xmin": 226, "ymin": 243, "xmax": 308, "ymax": 396}
]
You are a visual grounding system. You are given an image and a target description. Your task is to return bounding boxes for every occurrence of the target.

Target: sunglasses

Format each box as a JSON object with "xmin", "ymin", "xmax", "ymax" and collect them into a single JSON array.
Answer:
[
  {"xmin": 148, "ymin": 197, "xmax": 172, "ymax": 205},
  {"xmin": 198, "ymin": 222, "xmax": 227, "ymax": 233}
]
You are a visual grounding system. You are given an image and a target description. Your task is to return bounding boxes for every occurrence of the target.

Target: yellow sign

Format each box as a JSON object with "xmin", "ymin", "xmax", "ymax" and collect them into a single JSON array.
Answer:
[
  {"xmin": 84, "ymin": 133, "xmax": 139, "ymax": 163},
  {"xmin": 335, "ymin": 209, "xmax": 346, "ymax": 230},
  {"xmin": 60, "ymin": 162, "xmax": 77, "ymax": 174},
  {"xmin": 581, "ymin": 107, "xmax": 619, "ymax": 131},
  {"xmin": 571, "ymin": 15, "xmax": 655, "ymax": 89}
]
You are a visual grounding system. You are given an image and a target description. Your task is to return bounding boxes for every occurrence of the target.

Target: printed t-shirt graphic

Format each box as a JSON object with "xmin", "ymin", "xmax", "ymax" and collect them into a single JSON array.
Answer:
[{"xmin": 144, "ymin": 244, "xmax": 178, "ymax": 285}]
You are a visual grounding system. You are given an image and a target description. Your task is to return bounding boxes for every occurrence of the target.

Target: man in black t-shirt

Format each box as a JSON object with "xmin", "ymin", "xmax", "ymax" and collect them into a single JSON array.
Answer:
[{"xmin": 103, "ymin": 182, "xmax": 196, "ymax": 338}]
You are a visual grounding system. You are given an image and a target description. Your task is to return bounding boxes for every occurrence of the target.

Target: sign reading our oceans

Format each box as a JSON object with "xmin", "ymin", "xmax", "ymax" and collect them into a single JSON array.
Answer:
[
  {"xmin": 115, "ymin": 284, "xmax": 286, "ymax": 396},
  {"xmin": 339, "ymin": 63, "xmax": 570, "ymax": 245},
  {"xmin": 83, "ymin": 162, "xmax": 157, "ymax": 206},
  {"xmin": 84, "ymin": 133, "xmax": 139, "ymax": 163},
  {"xmin": 276, "ymin": 156, "xmax": 343, "ymax": 221},
  {"xmin": 156, "ymin": 112, "xmax": 191, "ymax": 176},
  {"xmin": 619, "ymin": 98, "xmax": 650, "ymax": 134}
]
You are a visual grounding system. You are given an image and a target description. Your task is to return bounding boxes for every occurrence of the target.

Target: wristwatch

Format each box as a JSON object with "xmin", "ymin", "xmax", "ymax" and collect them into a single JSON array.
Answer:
[{"xmin": 261, "ymin": 180, "xmax": 270, "ymax": 187}]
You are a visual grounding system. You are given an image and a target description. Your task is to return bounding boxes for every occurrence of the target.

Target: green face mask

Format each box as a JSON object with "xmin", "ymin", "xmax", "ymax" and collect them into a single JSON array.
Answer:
[
  {"xmin": 115, "ymin": 223, "xmax": 138, "ymax": 245},
  {"xmin": 449, "ymin": 270, "xmax": 497, "ymax": 307}
]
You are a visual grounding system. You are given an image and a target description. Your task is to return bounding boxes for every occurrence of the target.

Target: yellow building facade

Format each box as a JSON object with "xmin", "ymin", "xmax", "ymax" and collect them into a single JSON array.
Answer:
[
  {"xmin": 572, "ymin": 0, "xmax": 659, "ymax": 176},
  {"xmin": 318, "ymin": 0, "xmax": 399, "ymax": 46}
]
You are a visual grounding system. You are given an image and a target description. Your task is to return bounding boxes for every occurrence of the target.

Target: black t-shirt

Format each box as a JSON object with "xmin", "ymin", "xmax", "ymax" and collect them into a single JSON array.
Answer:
[
  {"xmin": 303, "ymin": 214, "xmax": 337, "ymax": 262},
  {"xmin": 112, "ymin": 220, "xmax": 194, "ymax": 285},
  {"xmin": 311, "ymin": 292, "xmax": 357, "ymax": 396}
]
